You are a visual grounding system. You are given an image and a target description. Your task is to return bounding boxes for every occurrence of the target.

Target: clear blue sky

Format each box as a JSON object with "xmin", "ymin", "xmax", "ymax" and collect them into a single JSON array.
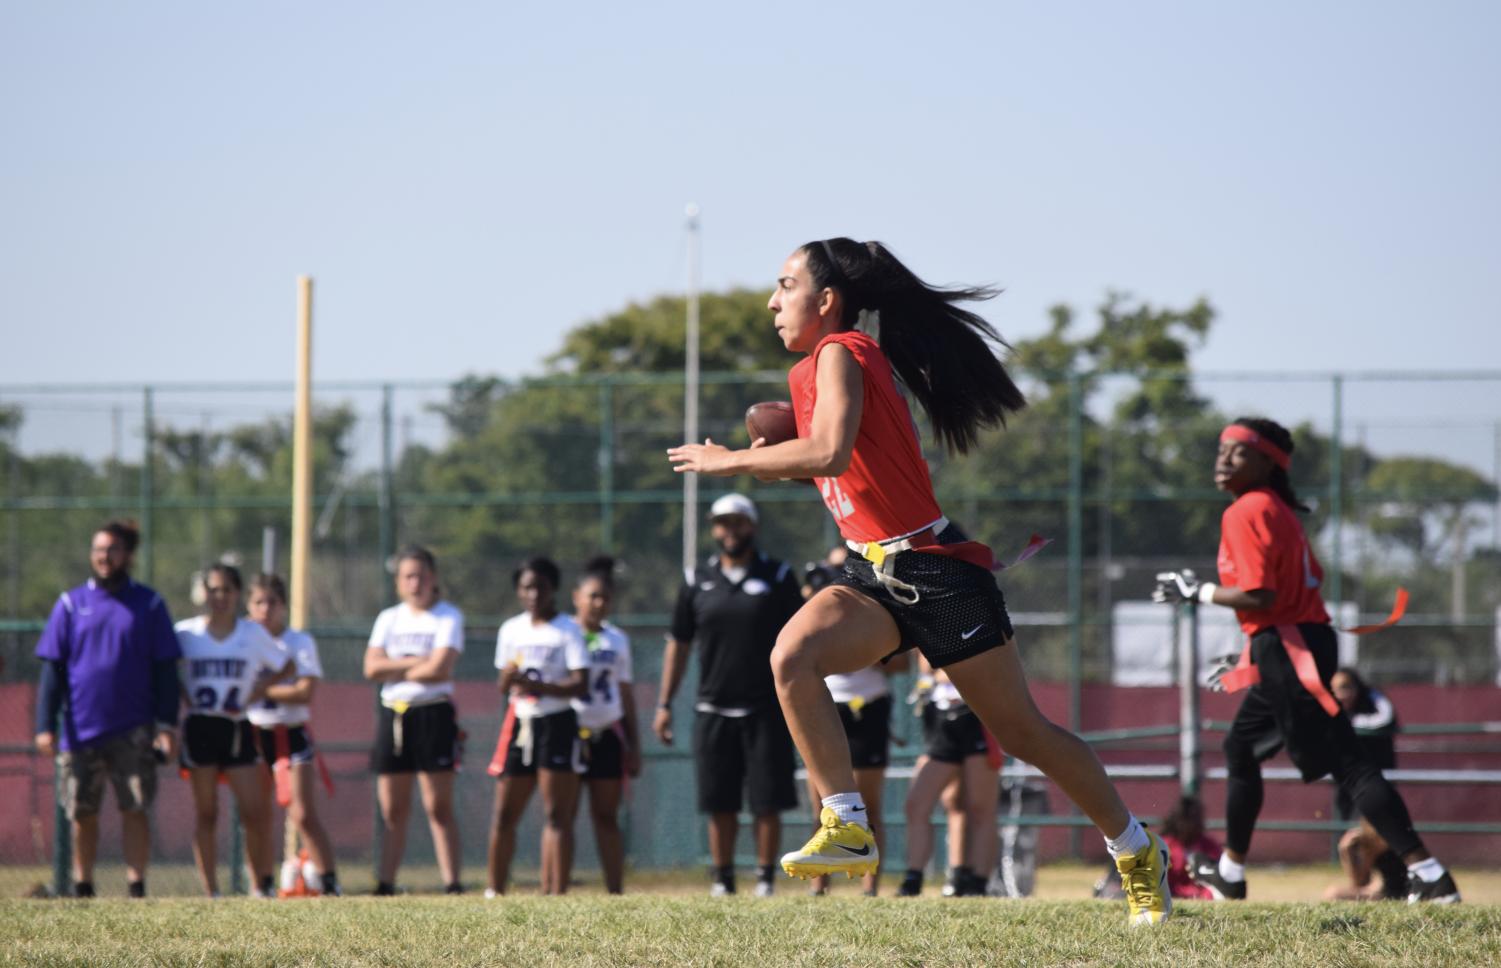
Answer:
[{"xmin": 2, "ymin": 3, "xmax": 1498, "ymax": 438}]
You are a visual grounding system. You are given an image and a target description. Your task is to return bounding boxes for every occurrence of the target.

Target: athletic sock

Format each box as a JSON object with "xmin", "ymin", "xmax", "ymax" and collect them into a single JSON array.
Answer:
[
  {"xmin": 821, "ymin": 792, "xmax": 870, "ymax": 828},
  {"xmin": 714, "ymin": 866, "xmax": 736, "ymax": 893},
  {"xmin": 1102, "ymin": 815, "xmax": 1150, "ymax": 859},
  {"xmin": 127, "ymin": 880, "xmax": 145, "ymax": 899},
  {"xmin": 258, "ymin": 875, "xmax": 276, "ymax": 896},
  {"xmin": 756, "ymin": 864, "xmax": 777, "ymax": 885},
  {"xmin": 1407, "ymin": 857, "xmax": 1446, "ymax": 883},
  {"xmin": 1218, "ymin": 854, "xmax": 1246, "ymax": 883}
]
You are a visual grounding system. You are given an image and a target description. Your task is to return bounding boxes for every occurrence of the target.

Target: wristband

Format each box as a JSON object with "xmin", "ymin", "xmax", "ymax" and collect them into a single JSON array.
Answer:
[
  {"xmin": 1197, "ymin": 582, "xmax": 1219, "ymax": 605},
  {"xmin": 658, "ymin": 702, "xmax": 672, "ymax": 711}
]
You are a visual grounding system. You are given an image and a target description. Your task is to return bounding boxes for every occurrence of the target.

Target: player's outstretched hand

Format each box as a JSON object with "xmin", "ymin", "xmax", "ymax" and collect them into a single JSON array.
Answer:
[
  {"xmin": 1152, "ymin": 569, "xmax": 1199, "ymax": 604},
  {"xmin": 667, "ymin": 438, "xmax": 735, "ymax": 476}
]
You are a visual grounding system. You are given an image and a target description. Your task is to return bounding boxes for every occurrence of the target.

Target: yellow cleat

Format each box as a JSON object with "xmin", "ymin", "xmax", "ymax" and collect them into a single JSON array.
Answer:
[
  {"xmin": 780, "ymin": 807, "xmax": 879, "ymax": 880},
  {"xmin": 1116, "ymin": 829, "xmax": 1172, "ymax": 926}
]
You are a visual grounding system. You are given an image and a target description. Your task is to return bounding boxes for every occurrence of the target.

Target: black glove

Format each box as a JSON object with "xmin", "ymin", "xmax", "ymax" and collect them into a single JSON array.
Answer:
[
  {"xmin": 1206, "ymin": 653, "xmax": 1240, "ymax": 692},
  {"xmin": 1153, "ymin": 569, "xmax": 1218, "ymax": 606}
]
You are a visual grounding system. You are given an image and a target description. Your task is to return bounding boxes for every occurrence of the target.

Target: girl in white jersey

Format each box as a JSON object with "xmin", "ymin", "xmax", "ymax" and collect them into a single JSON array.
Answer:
[
  {"xmin": 363, "ymin": 546, "xmax": 465, "ymax": 895},
  {"xmin": 176, "ymin": 563, "xmax": 292, "ymax": 898},
  {"xmin": 897, "ymin": 657, "xmax": 1001, "ymax": 898},
  {"xmin": 486, "ymin": 556, "xmax": 590, "ymax": 896},
  {"xmin": 565, "ymin": 557, "xmax": 641, "ymax": 894},
  {"xmin": 246, "ymin": 573, "xmax": 339, "ymax": 897}
]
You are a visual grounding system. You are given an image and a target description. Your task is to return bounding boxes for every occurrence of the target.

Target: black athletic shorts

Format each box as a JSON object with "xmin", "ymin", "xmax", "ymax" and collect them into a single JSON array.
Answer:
[
  {"xmin": 694, "ymin": 708, "xmax": 798, "ymax": 815},
  {"xmin": 834, "ymin": 525, "xmax": 1015, "ymax": 669},
  {"xmin": 372, "ymin": 700, "xmax": 459, "ymax": 774},
  {"xmin": 921, "ymin": 703, "xmax": 992, "ymax": 764},
  {"xmin": 181, "ymin": 714, "xmax": 259, "ymax": 770},
  {"xmin": 498, "ymin": 709, "xmax": 582, "ymax": 777},
  {"xmin": 580, "ymin": 723, "xmax": 625, "ymax": 781},
  {"xmin": 1225, "ymin": 623, "xmax": 1360, "ymax": 782},
  {"xmin": 838, "ymin": 695, "xmax": 892, "ymax": 770},
  {"xmin": 254, "ymin": 724, "xmax": 314, "ymax": 767}
]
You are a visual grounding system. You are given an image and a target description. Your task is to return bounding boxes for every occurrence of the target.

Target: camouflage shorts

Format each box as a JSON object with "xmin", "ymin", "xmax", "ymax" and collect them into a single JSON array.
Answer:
[{"xmin": 57, "ymin": 725, "xmax": 158, "ymax": 820}]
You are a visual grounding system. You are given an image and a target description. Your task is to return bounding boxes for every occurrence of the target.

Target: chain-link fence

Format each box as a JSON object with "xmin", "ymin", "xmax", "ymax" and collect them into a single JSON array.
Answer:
[{"xmin": 2, "ymin": 369, "xmax": 1499, "ymax": 895}]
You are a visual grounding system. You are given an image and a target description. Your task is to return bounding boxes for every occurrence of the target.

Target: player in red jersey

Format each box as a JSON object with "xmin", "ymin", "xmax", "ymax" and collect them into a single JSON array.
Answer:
[
  {"xmin": 669, "ymin": 238, "xmax": 1172, "ymax": 926},
  {"xmin": 1155, "ymin": 418, "xmax": 1459, "ymax": 904}
]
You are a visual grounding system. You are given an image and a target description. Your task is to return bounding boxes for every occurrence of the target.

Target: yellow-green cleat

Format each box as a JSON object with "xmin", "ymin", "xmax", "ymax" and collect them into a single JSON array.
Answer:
[
  {"xmin": 1116, "ymin": 829, "xmax": 1172, "ymax": 926},
  {"xmin": 779, "ymin": 807, "xmax": 879, "ymax": 880}
]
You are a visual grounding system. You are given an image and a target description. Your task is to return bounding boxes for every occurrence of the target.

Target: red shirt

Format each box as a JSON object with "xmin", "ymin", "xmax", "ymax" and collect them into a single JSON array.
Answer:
[
  {"xmin": 788, "ymin": 331, "xmax": 993, "ymax": 568},
  {"xmin": 1216, "ymin": 487, "xmax": 1330, "ymax": 635}
]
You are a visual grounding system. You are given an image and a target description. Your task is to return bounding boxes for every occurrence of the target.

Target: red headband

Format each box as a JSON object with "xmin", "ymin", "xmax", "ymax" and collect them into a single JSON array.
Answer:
[{"xmin": 1221, "ymin": 425, "xmax": 1290, "ymax": 471}]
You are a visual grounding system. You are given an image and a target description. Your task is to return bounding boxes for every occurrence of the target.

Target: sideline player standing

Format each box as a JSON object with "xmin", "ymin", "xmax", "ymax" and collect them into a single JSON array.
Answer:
[
  {"xmin": 246, "ymin": 572, "xmax": 340, "ymax": 897},
  {"xmin": 669, "ymin": 238, "xmax": 1172, "ymax": 925},
  {"xmin": 33, "ymin": 519, "xmax": 181, "ymax": 898},
  {"xmin": 177, "ymin": 563, "xmax": 293, "ymax": 898},
  {"xmin": 487, "ymin": 557, "xmax": 590, "ymax": 896},
  {"xmin": 1154, "ymin": 418, "xmax": 1459, "ymax": 904},
  {"xmin": 655, "ymin": 494, "xmax": 803, "ymax": 897},
  {"xmin": 364, "ymin": 546, "xmax": 465, "ymax": 895},
  {"xmin": 566, "ymin": 556, "xmax": 642, "ymax": 894}
]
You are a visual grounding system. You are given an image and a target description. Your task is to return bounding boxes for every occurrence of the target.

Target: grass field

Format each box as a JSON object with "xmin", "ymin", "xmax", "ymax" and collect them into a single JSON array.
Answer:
[{"xmin": 5, "ymin": 866, "xmax": 1499, "ymax": 967}]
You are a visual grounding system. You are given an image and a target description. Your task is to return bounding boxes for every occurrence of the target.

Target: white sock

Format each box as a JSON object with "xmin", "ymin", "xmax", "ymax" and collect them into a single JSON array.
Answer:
[
  {"xmin": 1407, "ymin": 857, "xmax": 1445, "ymax": 883},
  {"xmin": 1218, "ymin": 854, "xmax": 1246, "ymax": 883},
  {"xmin": 1103, "ymin": 815, "xmax": 1150, "ymax": 859},
  {"xmin": 821, "ymin": 792, "xmax": 869, "ymax": 828}
]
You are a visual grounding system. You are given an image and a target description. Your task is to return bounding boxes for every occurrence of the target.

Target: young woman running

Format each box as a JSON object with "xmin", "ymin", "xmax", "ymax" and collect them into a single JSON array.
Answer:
[
  {"xmin": 364, "ymin": 547, "xmax": 465, "ymax": 895},
  {"xmin": 565, "ymin": 556, "xmax": 641, "ymax": 894},
  {"xmin": 1155, "ymin": 418, "xmax": 1458, "ymax": 904},
  {"xmin": 245, "ymin": 573, "xmax": 340, "ymax": 897},
  {"xmin": 486, "ymin": 557, "xmax": 590, "ymax": 896},
  {"xmin": 176, "ymin": 563, "xmax": 293, "ymax": 898},
  {"xmin": 897, "ymin": 660, "xmax": 1000, "ymax": 898},
  {"xmin": 669, "ymin": 238, "xmax": 1172, "ymax": 925}
]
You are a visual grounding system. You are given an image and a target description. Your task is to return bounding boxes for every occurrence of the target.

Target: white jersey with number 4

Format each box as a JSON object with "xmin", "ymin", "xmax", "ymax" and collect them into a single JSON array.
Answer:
[
  {"xmin": 567, "ymin": 618, "xmax": 634, "ymax": 731},
  {"xmin": 247, "ymin": 627, "xmax": 324, "ymax": 728},
  {"xmin": 176, "ymin": 616, "xmax": 289, "ymax": 721},
  {"xmin": 368, "ymin": 601, "xmax": 465, "ymax": 705}
]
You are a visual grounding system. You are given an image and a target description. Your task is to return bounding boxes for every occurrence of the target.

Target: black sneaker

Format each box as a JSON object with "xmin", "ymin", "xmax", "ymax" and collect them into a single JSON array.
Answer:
[
  {"xmin": 374, "ymin": 881, "xmax": 397, "ymax": 897},
  {"xmin": 896, "ymin": 872, "xmax": 923, "ymax": 897},
  {"xmin": 73, "ymin": 881, "xmax": 95, "ymax": 899},
  {"xmin": 1406, "ymin": 871, "xmax": 1461, "ymax": 904},
  {"xmin": 1188, "ymin": 855, "xmax": 1246, "ymax": 900}
]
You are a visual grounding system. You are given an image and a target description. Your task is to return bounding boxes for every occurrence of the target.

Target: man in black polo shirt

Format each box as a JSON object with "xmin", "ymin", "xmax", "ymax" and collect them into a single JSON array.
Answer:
[{"xmin": 655, "ymin": 493, "xmax": 803, "ymax": 896}]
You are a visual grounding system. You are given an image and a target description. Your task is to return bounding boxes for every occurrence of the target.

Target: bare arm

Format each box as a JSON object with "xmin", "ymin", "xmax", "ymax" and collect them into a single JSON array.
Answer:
[
  {"xmin": 511, "ymin": 668, "xmax": 587, "ymax": 699},
  {"xmin": 405, "ymin": 647, "xmax": 460, "ymax": 684},
  {"xmin": 246, "ymin": 658, "xmax": 297, "ymax": 705},
  {"xmin": 264, "ymin": 675, "xmax": 318, "ymax": 705},
  {"xmin": 1205, "ymin": 586, "xmax": 1276, "ymax": 611},
  {"xmin": 667, "ymin": 344, "xmax": 863, "ymax": 479},
  {"xmin": 364, "ymin": 647, "xmax": 423, "ymax": 682},
  {"xmin": 653, "ymin": 636, "xmax": 692, "ymax": 745}
]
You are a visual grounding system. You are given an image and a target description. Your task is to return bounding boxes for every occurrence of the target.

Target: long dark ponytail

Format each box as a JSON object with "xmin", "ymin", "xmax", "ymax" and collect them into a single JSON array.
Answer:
[
  {"xmin": 802, "ymin": 238, "xmax": 1026, "ymax": 455},
  {"xmin": 1231, "ymin": 416, "xmax": 1308, "ymax": 512}
]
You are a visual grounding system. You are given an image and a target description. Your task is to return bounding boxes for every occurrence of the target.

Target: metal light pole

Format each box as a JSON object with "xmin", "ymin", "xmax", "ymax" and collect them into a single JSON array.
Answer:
[
  {"xmin": 1178, "ymin": 602, "xmax": 1202, "ymax": 796},
  {"xmin": 681, "ymin": 204, "xmax": 701, "ymax": 581}
]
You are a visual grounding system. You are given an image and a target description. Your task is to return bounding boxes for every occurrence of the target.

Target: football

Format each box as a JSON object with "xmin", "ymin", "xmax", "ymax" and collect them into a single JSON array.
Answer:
[{"xmin": 745, "ymin": 401, "xmax": 798, "ymax": 445}]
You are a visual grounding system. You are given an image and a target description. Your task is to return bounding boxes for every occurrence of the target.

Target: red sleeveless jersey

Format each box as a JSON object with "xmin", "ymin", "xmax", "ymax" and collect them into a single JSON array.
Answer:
[{"xmin": 788, "ymin": 331, "xmax": 994, "ymax": 568}]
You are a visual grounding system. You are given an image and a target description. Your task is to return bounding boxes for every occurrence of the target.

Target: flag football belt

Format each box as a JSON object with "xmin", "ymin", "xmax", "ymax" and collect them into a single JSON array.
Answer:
[
  {"xmin": 382, "ymin": 695, "xmax": 450, "ymax": 757},
  {"xmin": 846, "ymin": 516, "xmax": 950, "ymax": 605},
  {"xmin": 267, "ymin": 724, "xmax": 336, "ymax": 808},
  {"xmin": 1218, "ymin": 589, "xmax": 1409, "ymax": 716}
]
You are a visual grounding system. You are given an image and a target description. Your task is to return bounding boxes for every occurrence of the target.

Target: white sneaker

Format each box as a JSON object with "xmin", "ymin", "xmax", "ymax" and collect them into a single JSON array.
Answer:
[
  {"xmin": 754, "ymin": 880, "xmax": 774, "ymax": 898},
  {"xmin": 483, "ymin": 888, "xmax": 498, "ymax": 900},
  {"xmin": 709, "ymin": 881, "xmax": 733, "ymax": 897}
]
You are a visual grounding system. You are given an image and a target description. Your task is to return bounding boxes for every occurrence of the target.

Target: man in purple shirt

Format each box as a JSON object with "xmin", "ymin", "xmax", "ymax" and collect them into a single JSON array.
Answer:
[{"xmin": 34, "ymin": 520, "xmax": 182, "ymax": 898}]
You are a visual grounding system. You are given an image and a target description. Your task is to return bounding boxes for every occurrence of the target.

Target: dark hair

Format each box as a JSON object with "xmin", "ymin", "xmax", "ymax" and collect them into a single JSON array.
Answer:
[
  {"xmin": 801, "ymin": 238, "xmax": 1026, "ymax": 454},
  {"xmin": 1334, "ymin": 666, "xmax": 1377, "ymax": 715},
  {"xmin": 1230, "ymin": 417, "xmax": 1308, "ymax": 512},
  {"xmin": 204, "ymin": 562, "xmax": 243, "ymax": 592},
  {"xmin": 577, "ymin": 555, "xmax": 617, "ymax": 590},
  {"xmin": 513, "ymin": 555, "xmax": 561, "ymax": 590},
  {"xmin": 249, "ymin": 572, "xmax": 288, "ymax": 605},
  {"xmin": 395, "ymin": 545, "xmax": 438, "ymax": 573},
  {"xmin": 1158, "ymin": 795, "xmax": 1205, "ymax": 842},
  {"xmin": 97, "ymin": 519, "xmax": 140, "ymax": 554}
]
